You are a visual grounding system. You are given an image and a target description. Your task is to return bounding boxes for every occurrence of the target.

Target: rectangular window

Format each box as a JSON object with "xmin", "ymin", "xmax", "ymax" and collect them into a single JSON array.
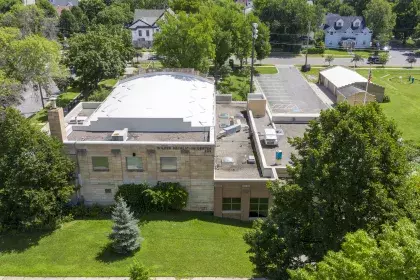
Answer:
[
  {"xmin": 146, "ymin": 30, "xmax": 150, "ymax": 36},
  {"xmin": 160, "ymin": 157, "xmax": 177, "ymax": 172},
  {"xmin": 92, "ymin": 156, "xmax": 109, "ymax": 171},
  {"xmin": 330, "ymin": 32, "xmax": 333, "ymax": 35},
  {"xmin": 222, "ymin": 198, "xmax": 241, "ymax": 211},
  {"xmin": 138, "ymin": 30, "xmax": 142, "ymax": 36},
  {"xmin": 249, "ymin": 198, "xmax": 269, "ymax": 218},
  {"xmin": 105, "ymin": 189, "xmax": 112, "ymax": 194},
  {"xmin": 126, "ymin": 157, "xmax": 143, "ymax": 171}
]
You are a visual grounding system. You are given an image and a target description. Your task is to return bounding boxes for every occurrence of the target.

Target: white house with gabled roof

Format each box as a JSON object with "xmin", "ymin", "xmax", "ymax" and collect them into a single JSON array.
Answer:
[
  {"xmin": 128, "ymin": 8, "xmax": 174, "ymax": 48},
  {"xmin": 323, "ymin": 13, "xmax": 372, "ymax": 49}
]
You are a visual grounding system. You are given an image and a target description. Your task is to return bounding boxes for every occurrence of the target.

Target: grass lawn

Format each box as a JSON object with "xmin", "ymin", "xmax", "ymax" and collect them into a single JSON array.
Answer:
[
  {"xmin": 217, "ymin": 71, "xmax": 252, "ymax": 101},
  {"xmin": 356, "ymin": 68, "xmax": 420, "ymax": 146},
  {"xmin": 0, "ymin": 212, "xmax": 254, "ymax": 277},
  {"xmin": 301, "ymin": 67, "xmax": 420, "ymax": 145},
  {"xmin": 28, "ymin": 108, "xmax": 48, "ymax": 124},
  {"xmin": 255, "ymin": 66, "xmax": 278, "ymax": 74},
  {"xmin": 56, "ymin": 87, "xmax": 80, "ymax": 108},
  {"xmin": 305, "ymin": 49, "xmax": 383, "ymax": 58},
  {"xmin": 98, "ymin": 79, "xmax": 118, "ymax": 89}
]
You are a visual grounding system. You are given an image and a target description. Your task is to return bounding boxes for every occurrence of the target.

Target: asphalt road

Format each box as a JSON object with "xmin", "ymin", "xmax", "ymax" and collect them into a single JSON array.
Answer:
[{"xmin": 260, "ymin": 50, "xmax": 414, "ymax": 67}]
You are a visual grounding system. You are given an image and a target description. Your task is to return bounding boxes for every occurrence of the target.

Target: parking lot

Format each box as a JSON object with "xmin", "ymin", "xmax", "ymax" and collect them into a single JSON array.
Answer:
[{"xmin": 257, "ymin": 66, "xmax": 329, "ymax": 114}]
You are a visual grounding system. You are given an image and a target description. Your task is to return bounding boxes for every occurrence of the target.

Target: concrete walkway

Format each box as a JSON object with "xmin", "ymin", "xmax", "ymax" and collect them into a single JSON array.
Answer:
[{"xmin": 0, "ymin": 276, "xmax": 265, "ymax": 280}]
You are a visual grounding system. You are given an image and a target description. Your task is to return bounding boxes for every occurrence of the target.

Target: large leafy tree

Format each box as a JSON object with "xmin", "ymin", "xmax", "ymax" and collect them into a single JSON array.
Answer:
[
  {"xmin": 343, "ymin": 0, "xmax": 370, "ymax": 15},
  {"xmin": 363, "ymin": 0, "xmax": 396, "ymax": 44},
  {"xmin": 58, "ymin": 9, "xmax": 79, "ymax": 37},
  {"xmin": 0, "ymin": 27, "xmax": 62, "ymax": 108},
  {"xmin": 253, "ymin": 0, "xmax": 317, "ymax": 35},
  {"xmin": 79, "ymin": 0, "xmax": 106, "ymax": 22},
  {"xmin": 0, "ymin": 70, "xmax": 21, "ymax": 108},
  {"xmin": 0, "ymin": 108, "xmax": 74, "ymax": 231},
  {"xmin": 66, "ymin": 27, "xmax": 133, "ymax": 90},
  {"xmin": 393, "ymin": 0, "xmax": 420, "ymax": 43},
  {"xmin": 170, "ymin": 0, "xmax": 207, "ymax": 13},
  {"xmin": 154, "ymin": 12, "xmax": 215, "ymax": 73},
  {"xmin": 289, "ymin": 218, "xmax": 420, "ymax": 280},
  {"xmin": 95, "ymin": 3, "xmax": 133, "ymax": 26},
  {"xmin": 244, "ymin": 102, "xmax": 418, "ymax": 279},
  {"xmin": 0, "ymin": 5, "xmax": 46, "ymax": 37}
]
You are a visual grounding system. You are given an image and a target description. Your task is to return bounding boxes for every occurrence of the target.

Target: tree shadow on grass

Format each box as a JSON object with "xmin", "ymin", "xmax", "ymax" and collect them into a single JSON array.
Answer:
[
  {"xmin": 95, "ymin": 242, "xmax": 136, "ymax": 263},
  {"xmin": 0, "ymin": 230, "xmax": 52, "ymax": 253},
  {"xmin": 139, "ymin": 211, "xmax": 253, "ymax": 229}
]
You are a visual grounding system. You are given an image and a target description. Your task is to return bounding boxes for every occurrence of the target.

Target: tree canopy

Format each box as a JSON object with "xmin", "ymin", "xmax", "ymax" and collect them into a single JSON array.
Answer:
[
  {"xmin": 154, "ymin": 12, "xmax": 215, "ymax": 73},
  {"xmin": 289, "ymin": 218, "xmax": 420, "ymax": 280},
  {"xmin": 244, "ymin": 102, "xmax": 418, "ymax": 279},
  {"xmin": 363, "ymin": 0, "xmax": 396, "ymax": 44},
  {"xmin": 0, "ymin": 108, "xmax": 74, "ymax": 231},
  {"xmin": 66, "ymin": 27, "xmax": 133, "ymax": 90}
]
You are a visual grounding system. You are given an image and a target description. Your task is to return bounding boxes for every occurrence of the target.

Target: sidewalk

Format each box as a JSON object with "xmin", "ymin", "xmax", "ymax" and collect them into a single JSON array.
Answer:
[{"xmin": 0, "ymin": 276, "xmax": 265, "ymax": 280}]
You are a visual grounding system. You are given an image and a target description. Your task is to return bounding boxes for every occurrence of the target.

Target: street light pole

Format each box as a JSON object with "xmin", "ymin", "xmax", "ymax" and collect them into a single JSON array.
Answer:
[
  {"xmin": 304, "ymin": 21, "xmax": 311, "ymax": 66},
  {"xmin": 250, "ymin": 23, "xmax": 258, "ymax": 94}
]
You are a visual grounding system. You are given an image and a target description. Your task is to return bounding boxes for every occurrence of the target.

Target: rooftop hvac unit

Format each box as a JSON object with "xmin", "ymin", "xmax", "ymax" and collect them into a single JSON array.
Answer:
[
  {"xmin": 111, "ymin": 128, "xmax": 128, "ymax": 141},
  {"xmin": 69, "ymin": 116, "xmax": 88, "ymax": 124}
]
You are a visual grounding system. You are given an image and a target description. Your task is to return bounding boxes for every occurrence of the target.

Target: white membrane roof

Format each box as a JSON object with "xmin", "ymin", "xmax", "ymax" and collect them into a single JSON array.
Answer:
[
  {"xmin": 89, "ymin": 73, "xmax": 215, "ymax": 128},
  {"xmin": 320, "ymin": 66, "xmax": 367, "ymax": 88}
]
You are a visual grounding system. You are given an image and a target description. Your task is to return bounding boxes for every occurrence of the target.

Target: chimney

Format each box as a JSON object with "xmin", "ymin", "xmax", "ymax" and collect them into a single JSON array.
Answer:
[
  {"xmin": 48, "ymin": 97, "xmax": 67, "ymax": 142},
  {"xmin": 247, "ymin": 93, "xmax": 267, "ymax": 117}
]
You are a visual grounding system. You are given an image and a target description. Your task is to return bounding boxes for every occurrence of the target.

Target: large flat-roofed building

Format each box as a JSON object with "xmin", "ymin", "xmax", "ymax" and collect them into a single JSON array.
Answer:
[{"xmin": 48, "ymin": 70, "xmax": 308, "ymax": 220}]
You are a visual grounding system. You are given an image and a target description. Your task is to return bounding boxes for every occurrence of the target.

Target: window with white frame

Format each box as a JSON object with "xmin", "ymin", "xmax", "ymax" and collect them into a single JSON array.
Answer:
[
  {"xmin": 92, "ymin": 157, "xmax": 109, "ymax": 171},
  {"xmin": 138, "ymin": 30, "xmax": 142, "ymax": 36},
  {"xmin": 160, "ymin": 157, "xmax": 177, "ymax": 172},
  {"xmin": 126, "ymin": 157, "xmax": 143, "ymax": 171},
  {"xmin": 146, "ymin": 30, "xmax": 150, "ymax": 36},
  {"xmin": 222, "ymin": 198, "xmax": 241, "ymax": 211},
  {"xmin": 249, "ymin": 198, "xmax": 269, "ymax": 218}
]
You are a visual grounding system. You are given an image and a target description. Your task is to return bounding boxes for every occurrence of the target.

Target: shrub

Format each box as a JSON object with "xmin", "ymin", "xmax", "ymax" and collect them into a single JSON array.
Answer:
[
  {"xmin": 414, "ymin": 49, "xmax": 420, "ymax": 57},
  {"xmin": 145, "ymin": 182, "xmax": 189, "ymax": 212},
  {"xmin": 405, "ymin": 37, "xmax": 416, "ymax": 48},
  {"xmin": 130, "ymin": 261, "xmax": 150, "ymax": 280},
  {"xmin": 304, "ymin": 47, "xmax": 325, "ymax": 54},
  {"xmin": 109, "ymin": 197, "xmax": 141, "ymax": 254},
  {"xmin": 87, "ymin": 88, "xmax": 111, "ymax": 102},
  {"xmin": 382, "ymin": 93, "xmax": 391, "ymax": 103},
  {"xmin": 53, "ymin": 76, "xmax": 74, "ymax": 92},
  {"xmin": 115, "ymin": 183, "xmax": 153, "ymax": 213},
  {"xmin": 65, "ymin": 203, "xmax": 114, "ymax": 218},
  {"xmin": 115, "ymin": 182, "xmax": 189, "ymax": 213}
]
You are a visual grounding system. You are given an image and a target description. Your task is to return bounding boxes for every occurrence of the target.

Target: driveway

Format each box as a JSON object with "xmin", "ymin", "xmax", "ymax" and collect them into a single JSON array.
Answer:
[{"xmin": 256, "ymin": 66, "xmax": 328, "ymax": 114}]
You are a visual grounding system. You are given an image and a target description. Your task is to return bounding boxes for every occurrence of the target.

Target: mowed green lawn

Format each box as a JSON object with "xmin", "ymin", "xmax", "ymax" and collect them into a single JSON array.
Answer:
[
  {"xmin": 0, "ymin": 212, "xmax": 254, "ymax": 277},
  {"xmin": 356, "ymin": 68, "xmax": 420, "ymax": 145},
  {"xmin": 302, "ymin": 67, "xmax": 420, "ymax": 145}
]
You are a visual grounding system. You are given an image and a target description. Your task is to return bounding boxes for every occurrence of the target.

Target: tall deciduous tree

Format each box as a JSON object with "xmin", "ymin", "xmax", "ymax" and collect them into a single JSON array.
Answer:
[
  {"xmin": 0, "ymin": 70, "xmax": 21, "ymax": 108},
  {"xmin": 363, "ymin": 0, "xmax": 396, "ymax": 45},
  {"xmin": 343, "ymin": 0, "xmax": 370, "ymax": 16},
  {"xmin": 58, "ymin": 9, "xmax": 79, "ymax": 37},
  {"xmin": 79, "ymin": 0, "xmax": 106, "ymax": 22},
  {"xmin": 393, "ymin": 0, "xmax": 420, "ymax": 43},
  {"xmin": 0, "ymin": 108, "xmax": 74, "ymax": 231},
  {"xmin": 244, "ymin": 102, "xmax": 418, "ymax": 279},
  {"xmin": 170, "ymin": 0, "xmax": 206, "ymax": 13},
  {"xmin": 253, "ymin": 0, "xmax": 317, "ymax": 35},
  {"xmin": 109, "ymin": 197, "xmax": 141, "ymax": 254},
  {"xmin": 289, "ymin": 218, "xmax": 420, "ymax": 280},
  {"xmin": 66, "ymin": 28, "xmax": 133, "ymax": 90},
  {"xmin": 154, "ymin": 12, "xmax": 215, "ymax": 73},
  {"xmin": 95, "ymin": 3, "xmax": 133, "ymax": 26}
]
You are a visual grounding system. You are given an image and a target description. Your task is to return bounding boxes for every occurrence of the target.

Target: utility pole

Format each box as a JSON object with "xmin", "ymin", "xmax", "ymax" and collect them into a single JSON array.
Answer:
[
  {"xmin": 250, "ymin": 22, "xmax": 258, "ymax": 94},
  {"xmin": 304, "ymin": 21, "xmax": 311, "ymax": 67}
]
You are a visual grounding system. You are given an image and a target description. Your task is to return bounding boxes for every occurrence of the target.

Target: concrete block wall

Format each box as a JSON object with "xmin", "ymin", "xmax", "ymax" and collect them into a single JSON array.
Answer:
[{"xmin": 66, "ymin": 142, "xmax": 215, "ymax": 211}]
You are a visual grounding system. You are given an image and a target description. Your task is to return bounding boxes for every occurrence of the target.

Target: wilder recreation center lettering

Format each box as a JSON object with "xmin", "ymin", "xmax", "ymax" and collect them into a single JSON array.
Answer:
[{"xmin": 157, "ymin": 146, "xmax": 212, "ymax": 153}]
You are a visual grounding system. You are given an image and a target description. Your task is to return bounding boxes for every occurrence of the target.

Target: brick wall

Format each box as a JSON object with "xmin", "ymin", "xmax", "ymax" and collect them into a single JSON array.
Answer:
[{"xmin": 66, "ymin": 142, "xmax": 215, "ymax": 211}]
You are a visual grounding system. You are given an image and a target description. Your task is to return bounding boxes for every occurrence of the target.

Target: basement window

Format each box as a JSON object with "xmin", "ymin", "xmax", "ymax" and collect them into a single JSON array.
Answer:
[{"xmin": 105, "ymin": 189, "xmax": 112, "ymax": 194}]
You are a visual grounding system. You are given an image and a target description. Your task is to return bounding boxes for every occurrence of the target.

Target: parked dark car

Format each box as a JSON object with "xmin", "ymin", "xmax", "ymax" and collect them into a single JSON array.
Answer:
[{"xmin": 367, "ymin": 56, "xmax": 380, "ymax": 64}]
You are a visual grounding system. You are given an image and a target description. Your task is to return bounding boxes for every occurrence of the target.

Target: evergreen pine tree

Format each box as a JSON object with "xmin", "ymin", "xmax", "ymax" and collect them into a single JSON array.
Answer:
[{"xmin": 109, "ymin": 197, "xmax": 141, "ymax": 254}]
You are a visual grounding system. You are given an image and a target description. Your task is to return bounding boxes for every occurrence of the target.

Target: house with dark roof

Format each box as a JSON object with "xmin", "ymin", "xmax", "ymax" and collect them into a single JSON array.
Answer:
[
  {"xmin": 128, "ymin": 8, "xmax": 174, "ymax": 48},
  {"xmin": 48, "ymin": 0, "xmax": 78, "ymax": 15},
  {"xmin": 323, "ymin": 13, "xmax": 372, "ymax": 49}
]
